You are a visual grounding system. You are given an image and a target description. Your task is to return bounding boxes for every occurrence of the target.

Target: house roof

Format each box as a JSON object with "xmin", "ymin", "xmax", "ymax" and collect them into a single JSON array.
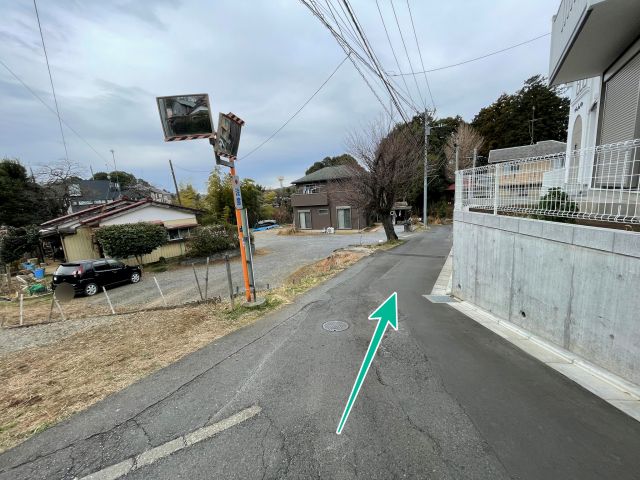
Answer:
[
  {"xmin": 40, "ymin": 198, "xmax": 202, "ymax": 231},
  {"xmin": 70, "ymin": 180, "xmax": 119, "ymax": 201},
  {"xmin": 79, "ymin": 199, "xmax": 202, "ymax": 226},
  {"xmin": 291, "ymin": 165, "xmax": 355, "ymax": 184},
  {"xmin": 488, "ymin": 140, "xmax": 566, "ymax": 164},
  {"xmin": 40, "ymin": 198, "xmax": 130, "ymax": 227}
]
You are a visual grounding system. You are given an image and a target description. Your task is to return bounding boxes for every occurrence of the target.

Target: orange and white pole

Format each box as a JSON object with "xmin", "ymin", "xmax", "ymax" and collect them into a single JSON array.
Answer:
[{"xmin": 230, "ymin": 164, "xmax": 252, "ymax": 302}]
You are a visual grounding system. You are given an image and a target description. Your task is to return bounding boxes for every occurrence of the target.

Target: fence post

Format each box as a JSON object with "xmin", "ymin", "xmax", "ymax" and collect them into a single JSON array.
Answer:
[
  {"xmin": 454, "ymin": 171, "xmax": 462, "ymax": 211},
  {"xmin": 225, "ymin": 254, "xmax": 234, "ymax": 307},
  {"xmin": 102, "ymin": 286, "xmax": 115, "ymax": 314},
  {"xmin": 153, "ymin": 276, "xmax": 167, "ymax": 307},
  {"xmin": 493, "ymin": 164, "xmax": 501, "ymax": 215},
  {"xmin": 192, "ymin": 264, "xmax": 204, "ymax": 301},
  {"xmin": 204, "ymin": 257, "xmax": 210, "ymax": 300},
  {"xmin": 19, "ymin": 294, "xmax": 24, "ymax": 326},
  {"xmin": 54, "ymin": 298, "xmax": 66, "ymax": 321}
]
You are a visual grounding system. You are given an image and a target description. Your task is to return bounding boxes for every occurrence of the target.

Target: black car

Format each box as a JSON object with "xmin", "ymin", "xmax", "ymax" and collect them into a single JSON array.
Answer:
[{"xmin": 52, "ymin": 259, "xmax": 142, "ymax": 296}]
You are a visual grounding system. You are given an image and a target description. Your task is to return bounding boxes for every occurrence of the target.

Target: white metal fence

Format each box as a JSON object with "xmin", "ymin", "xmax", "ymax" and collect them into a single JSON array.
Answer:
[{"xmin": 455, "ymin": 139, "xmax": 640, "ymax": 224}]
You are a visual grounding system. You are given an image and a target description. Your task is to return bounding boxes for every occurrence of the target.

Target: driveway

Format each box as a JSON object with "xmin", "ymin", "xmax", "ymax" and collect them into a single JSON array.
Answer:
[{"xmin": 79, "ymin": 226, "xmax": 409, "ymax": 310}]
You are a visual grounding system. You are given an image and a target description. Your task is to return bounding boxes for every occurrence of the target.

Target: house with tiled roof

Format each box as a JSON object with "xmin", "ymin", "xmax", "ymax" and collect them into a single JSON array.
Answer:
[
  {"xmin": 39, "ymin": 198, "xmax": 201, "ymax": 263},
  {"xmin": 290, "ymin": 165, "xmax": 368, "ymax": 230}
]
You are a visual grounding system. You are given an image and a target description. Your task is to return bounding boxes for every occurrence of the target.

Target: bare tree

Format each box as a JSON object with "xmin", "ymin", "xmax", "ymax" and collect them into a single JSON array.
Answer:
[
  {"xmin": 344, "ymin": 117, "xmax": 422, "ymax": 241},
  {"xmin": 35, "ymin": 158, "xmax": 87, "ymax": 214},
  {"xmin": 444, "ymin": 122, "xmax": 484, "ymax": 180},
  {"xmin": 35, "ymin": 158, "xmax": 86, "ymax": 185}
]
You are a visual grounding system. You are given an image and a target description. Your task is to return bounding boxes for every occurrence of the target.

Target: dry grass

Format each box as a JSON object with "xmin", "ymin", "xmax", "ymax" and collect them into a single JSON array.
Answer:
[
  {"xmin": 0, "ymin": 248, "xmax": 372, "ymax": 453},
  {"xmin": 0, "ymin": 301, "xmax": 275, "ymax": 452}
]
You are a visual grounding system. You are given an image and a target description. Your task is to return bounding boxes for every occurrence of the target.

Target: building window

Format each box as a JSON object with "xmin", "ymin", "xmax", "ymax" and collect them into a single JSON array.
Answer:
[
  {"xmin": 302, "ymin": 184, "xmax": 319, "ymax": 194},
  {"xmin": 318, "ymin": 208, "xmax": 329, "ymax": 215},
  {"xmin": 298, "ymin": 210, "xmax": 311, "ymax": 229},
  {"xmin": 167, "ymin": 227, "xmax": 192, "ymax": 241},
  {"xmin": 336, "ymin": 207, "xmax": 351, "ymax": 229}
]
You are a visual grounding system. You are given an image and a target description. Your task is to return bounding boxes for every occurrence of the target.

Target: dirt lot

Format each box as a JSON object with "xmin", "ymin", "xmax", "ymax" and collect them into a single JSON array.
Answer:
[{"xmin": 0, "ymin": 249, "xmax": 369, "ymax": 452}]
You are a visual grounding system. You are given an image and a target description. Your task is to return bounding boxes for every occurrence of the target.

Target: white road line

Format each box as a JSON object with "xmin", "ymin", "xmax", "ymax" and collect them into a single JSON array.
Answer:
[{"xmin": 77, "ymin": 405, "xmax": 262, "ymax": 480}]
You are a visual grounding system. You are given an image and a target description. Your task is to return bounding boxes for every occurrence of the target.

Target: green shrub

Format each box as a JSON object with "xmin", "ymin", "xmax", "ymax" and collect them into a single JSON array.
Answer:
[
  {"xmin": 536, "ymin": 187, "xmax": 578, "ymax": 223},
  {"xmin": 95, "ymin": 223, "xmax": 167, "ymax": 265},
  {"xmin": 187, "ymin": 224, "xmax": 238, "ymax": 258}
]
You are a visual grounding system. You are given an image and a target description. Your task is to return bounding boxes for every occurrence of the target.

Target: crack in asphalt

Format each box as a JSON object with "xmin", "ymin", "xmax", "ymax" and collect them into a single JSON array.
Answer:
[
  {"xmin": 0, "ymin": 298, "xmax": 325, "ymax": 476},
  {"xmin": 204, "ymin": 299, "xmax": 324, "ymax": 427}
]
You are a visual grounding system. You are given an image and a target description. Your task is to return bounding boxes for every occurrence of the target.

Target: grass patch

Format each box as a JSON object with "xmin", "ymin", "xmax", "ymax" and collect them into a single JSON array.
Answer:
[{"xmin": 0, "ymin": 249, "xmax": 369, "ymax": 453}]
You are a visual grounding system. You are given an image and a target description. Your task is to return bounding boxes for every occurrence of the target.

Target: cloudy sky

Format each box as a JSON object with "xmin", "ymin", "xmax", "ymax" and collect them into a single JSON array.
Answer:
[{"xmin": 0, "ymin": 0, "xmax": 558, "ymax": 192}]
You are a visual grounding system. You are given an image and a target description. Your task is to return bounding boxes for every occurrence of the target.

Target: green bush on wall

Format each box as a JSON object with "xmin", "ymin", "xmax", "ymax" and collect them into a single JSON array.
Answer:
[{"xmin": 536, "ymin": 187, "xmax": 578, "ymax": 223}]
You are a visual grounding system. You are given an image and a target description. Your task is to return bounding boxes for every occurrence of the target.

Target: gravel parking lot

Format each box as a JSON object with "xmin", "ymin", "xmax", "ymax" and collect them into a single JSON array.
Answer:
[
  {"xmin": 0, "ymin": 227, "xmax": 410, "ymax": 355},
  {"xmin": 76, "ymin": 226, "xmax": 406, "ymax": 310}
]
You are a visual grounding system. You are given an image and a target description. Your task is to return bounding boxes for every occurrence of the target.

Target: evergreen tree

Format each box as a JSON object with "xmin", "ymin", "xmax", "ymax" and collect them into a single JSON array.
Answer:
[{"xmin": 472, "ymin": 75, "xmax": 569, "ymax": 156}]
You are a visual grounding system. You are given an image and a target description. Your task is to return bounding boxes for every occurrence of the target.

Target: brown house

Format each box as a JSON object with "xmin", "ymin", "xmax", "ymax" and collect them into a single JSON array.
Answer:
[{"xmin": 290, "ymin": 166, "xmax": 367, "ymax": 230}]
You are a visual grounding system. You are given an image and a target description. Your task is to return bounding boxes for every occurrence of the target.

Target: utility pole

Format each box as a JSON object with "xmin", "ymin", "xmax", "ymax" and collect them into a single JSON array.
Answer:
[
  {"xmin": 168, "ymin": 159, "xmax": 182, "ymax": 205},
  {"xmin": 110, "ymin": 149, "xmax": 120, "ymax": 190},
  {"xmin": 423, "ymin": 110, "xmax": 431, "ymax": 226},
  {"xmin": 529, "ymin": 106, "xmax": 539, "ymax": 145},
  {"xmin": 90, "ymin": 165, "xmax": 95, "ymax": 180},
  {"xmin": 473, "ymin": 148, "xmax": 478, "ymax": 168},
  {"xmin": 455, "ymin": 142, "xmax": 459, "ymax": 172}
]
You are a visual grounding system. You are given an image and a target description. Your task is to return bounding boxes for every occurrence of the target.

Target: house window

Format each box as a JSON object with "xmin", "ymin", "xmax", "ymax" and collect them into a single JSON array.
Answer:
[
  {"xmin": 336, "ymin": 207, "xmax": 351, "ymax": 229},
  {"xmin": 167, "ymin": 227, "xmax": 192, "ymax": 241},
  {"xmin": 318, "ymin": 209, "xmax": 329, "ymax": 215},
  {"xmin": 298, "ymin": 210, "xmax": 311, "ymax": 229},
  {"xmin": 302, "ymin": 184, "xmax": 319, "ymax": 194}
]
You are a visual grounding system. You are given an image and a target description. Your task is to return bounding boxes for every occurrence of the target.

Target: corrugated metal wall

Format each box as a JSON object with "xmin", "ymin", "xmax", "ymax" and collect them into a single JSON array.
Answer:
[{"xmin": 61, "ymin": 227, "xmax": 100, "ymax": 261}]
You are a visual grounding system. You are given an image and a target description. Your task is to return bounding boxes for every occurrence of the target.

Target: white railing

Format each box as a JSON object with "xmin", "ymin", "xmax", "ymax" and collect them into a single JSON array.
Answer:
[{"xmin": 455, "ymin": 139, "xmax": 640, "ymax": 224}]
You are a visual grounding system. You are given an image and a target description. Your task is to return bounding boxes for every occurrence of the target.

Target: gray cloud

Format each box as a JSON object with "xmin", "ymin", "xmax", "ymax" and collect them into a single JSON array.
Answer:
[{"xmin": 1, "ymin": 0, "xmax": 558, "ymax": 191}]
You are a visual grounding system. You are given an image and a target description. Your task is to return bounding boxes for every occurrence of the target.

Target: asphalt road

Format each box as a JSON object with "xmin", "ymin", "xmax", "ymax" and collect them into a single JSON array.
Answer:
[
  {"xmin": 2, "ymin": 226, "xmax": 640, "ymax": 479},
  {"xmin": 79, "ymin": 227, "xmax": 400, "ymax": 309}
]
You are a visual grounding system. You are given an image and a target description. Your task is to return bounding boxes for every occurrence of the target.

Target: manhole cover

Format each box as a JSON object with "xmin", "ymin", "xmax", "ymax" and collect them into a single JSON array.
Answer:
[{"xmin": 322, "ymin": 320, "xmax": 349, "ymax": 332}]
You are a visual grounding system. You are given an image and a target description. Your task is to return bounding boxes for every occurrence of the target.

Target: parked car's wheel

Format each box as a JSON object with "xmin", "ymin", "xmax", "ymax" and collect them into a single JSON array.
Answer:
[
  {"xmin": 84, "ymin": 282, "xmax": 98, "ymax": 296},
  {"xmin": 130, "ymin": 272, "xmax": 141, "ymax": 283}
]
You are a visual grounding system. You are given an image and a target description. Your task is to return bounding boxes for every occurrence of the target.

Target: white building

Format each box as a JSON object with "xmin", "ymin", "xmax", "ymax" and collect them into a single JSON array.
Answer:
[{"xmin": 549, "ymin": 0, "xmax": 640, "ymax": 217}]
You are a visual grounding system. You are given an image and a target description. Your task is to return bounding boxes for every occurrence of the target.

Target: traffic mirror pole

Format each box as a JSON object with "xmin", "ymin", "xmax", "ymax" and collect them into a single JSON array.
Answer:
[{"xmin": 230, "ymin": 166, "xmax": 252, "ymax": 303}]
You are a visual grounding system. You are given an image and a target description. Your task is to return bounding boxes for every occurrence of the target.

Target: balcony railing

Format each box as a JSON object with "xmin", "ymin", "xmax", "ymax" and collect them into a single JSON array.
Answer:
[{"xmin": 455, "ymin": 139, "xmax": 640, "ymax": 224}]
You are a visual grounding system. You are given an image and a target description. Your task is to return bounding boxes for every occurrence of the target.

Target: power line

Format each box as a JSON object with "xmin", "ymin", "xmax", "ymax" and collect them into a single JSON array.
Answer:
[
  {"xmin": 319, "ymin": 0, "xmax": 411, "ymax": 117},
  {"xmin": 405, "ymin": 0, "xmax": 435, "ymax": 111},
  {"xmin": 388, "ymin": 0, "xmax": 426, "ymax": 110},
  {"xmin": 340, "ymin": 0, "xmax": 409, "ymax": 122},
  {"xmin": 0, "ymin": 58, "xmax": 111, "ymax": 166},
  {"xmin": 33, "ymin": 0, "xmax": 69, "ymax": 162},
  {"xmin": 375, "ymin": 0, "xmax": 414, "ymax": 112},
  {"xmin": 301, "ymin": 0, "xmax": 418, "ymax": 117},
  {"xmin": 390, "ymin": 32, "xmax": 551, "ymax": 76},
  {"xmin": 240, "ymin": 53, "xmax": 350, "ymax": 161}
]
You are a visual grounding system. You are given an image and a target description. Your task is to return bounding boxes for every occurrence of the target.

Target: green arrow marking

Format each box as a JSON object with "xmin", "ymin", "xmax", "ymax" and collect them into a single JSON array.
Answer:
[{"xmin": 336, "ymin": 292, "xmax": 398, "ymax": 435}]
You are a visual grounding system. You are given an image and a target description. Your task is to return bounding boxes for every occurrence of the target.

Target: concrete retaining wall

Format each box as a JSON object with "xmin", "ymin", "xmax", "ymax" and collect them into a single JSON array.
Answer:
[{"xmin": 453, "ymin": 211, "xmax": 640, "ymax": 385}]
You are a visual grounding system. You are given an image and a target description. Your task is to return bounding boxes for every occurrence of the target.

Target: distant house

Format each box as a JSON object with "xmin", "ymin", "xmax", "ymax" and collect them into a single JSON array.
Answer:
[
  {"xmin": 67, "ymin": 179, "xmax": 121, "ymax": 213},
  {"xmin": 122, "ymin": 182, "xmax": 173, "ymax": 203},
  {"xmin": 487, "ymin": 141, "xmax": 567, "ymax": 200},
  {"xmin": 39, "ymin": 198, "xmax": 201, "ymax": 264},
  {"xmin": 488, "ymin": 140, "xmax": 567, "ymax": 164},
  {"xmin": 290, "ymin": 165, "xmax": 367, "ymax": 230}
]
